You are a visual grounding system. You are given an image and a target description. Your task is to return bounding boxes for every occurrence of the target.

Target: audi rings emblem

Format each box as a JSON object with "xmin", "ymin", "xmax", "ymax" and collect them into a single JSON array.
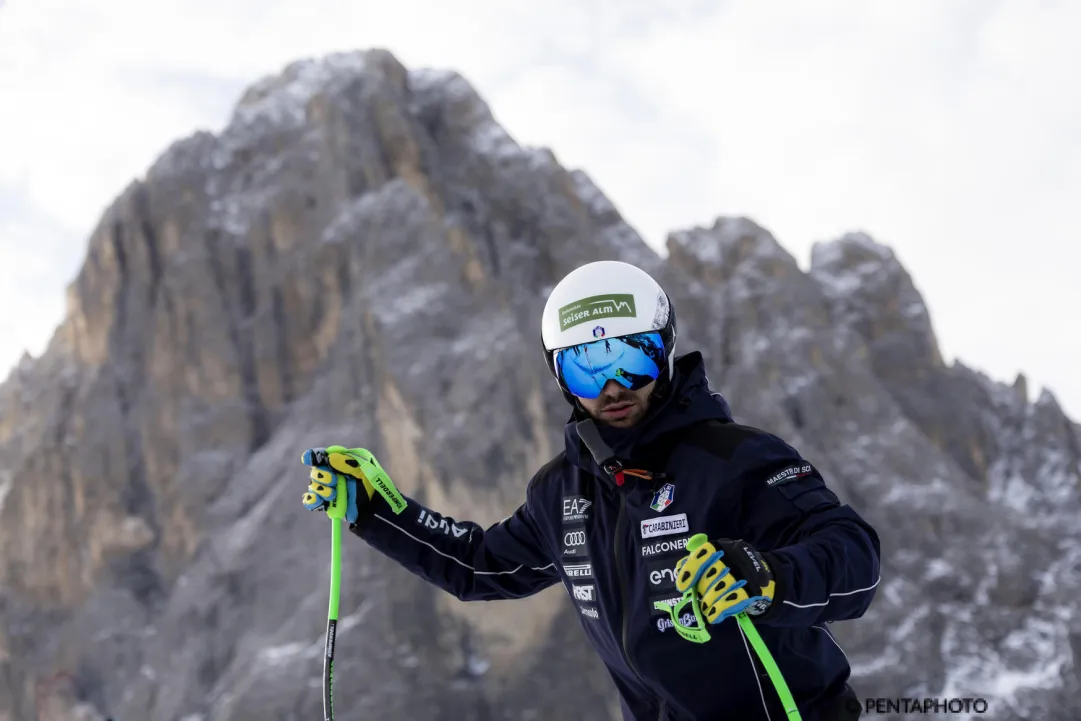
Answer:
[{"xmin": 564, "ymin": 530, "xmax": 587, "ymax": 546}]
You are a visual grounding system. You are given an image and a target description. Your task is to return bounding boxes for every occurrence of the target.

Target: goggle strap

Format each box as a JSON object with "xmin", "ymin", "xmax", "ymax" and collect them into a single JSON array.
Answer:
[{"xmin": 575, "ymin": 419, "xmax": 622, "ymax": 483}]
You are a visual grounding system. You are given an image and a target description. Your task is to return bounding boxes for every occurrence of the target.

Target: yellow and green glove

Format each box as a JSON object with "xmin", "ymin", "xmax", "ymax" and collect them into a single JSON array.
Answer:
[
  {"xmin": 301, "ymin": 446, "xmax": 407, "ymax": 524},
  {"xmin": 675, "ymin": 535, "xmax": 778, "ymax": 625}
]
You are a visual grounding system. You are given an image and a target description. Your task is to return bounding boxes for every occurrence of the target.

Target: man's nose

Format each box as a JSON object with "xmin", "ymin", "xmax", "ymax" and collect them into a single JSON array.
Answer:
[{"xmin": 599, "ymin": 379, "xmax": 626, "ymax": 396}]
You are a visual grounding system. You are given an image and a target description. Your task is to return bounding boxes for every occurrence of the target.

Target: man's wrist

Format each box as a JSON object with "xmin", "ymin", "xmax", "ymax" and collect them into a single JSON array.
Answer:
[{"xmin": 751, "ymin": 550, "xmax": 786, "ymax": 621}]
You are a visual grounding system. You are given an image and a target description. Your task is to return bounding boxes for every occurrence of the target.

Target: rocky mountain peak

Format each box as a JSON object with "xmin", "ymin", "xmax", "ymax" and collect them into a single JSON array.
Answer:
[
  {"xmin": 811, "ymin": 230, "xmax": 944, "ymax": 371},
  {"xmin": 1, "ymin": 49, "xmax": 1078, "ymax": 721}
]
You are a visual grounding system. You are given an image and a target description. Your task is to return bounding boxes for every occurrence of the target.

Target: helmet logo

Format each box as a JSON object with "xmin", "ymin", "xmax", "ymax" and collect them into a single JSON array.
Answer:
[
  {"xmin": 592, "ymin": 326, "xmax": 606, "ymax": 338},
  {"xmin": 557, "ymin": 294, "xmax": 637, "ymax": 331}
]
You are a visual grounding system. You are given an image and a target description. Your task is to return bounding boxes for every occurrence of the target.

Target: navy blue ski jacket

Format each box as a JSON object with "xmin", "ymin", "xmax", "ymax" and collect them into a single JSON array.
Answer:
[{"xmin": 350, "ymin": 352, "xmax": 881, "ymax": 721}]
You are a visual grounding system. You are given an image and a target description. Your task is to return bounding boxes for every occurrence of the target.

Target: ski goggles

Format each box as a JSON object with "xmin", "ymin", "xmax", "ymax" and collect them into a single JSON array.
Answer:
[{"xmin": 554, "ymin": 331, "xmax": 666, "ymax": 399}]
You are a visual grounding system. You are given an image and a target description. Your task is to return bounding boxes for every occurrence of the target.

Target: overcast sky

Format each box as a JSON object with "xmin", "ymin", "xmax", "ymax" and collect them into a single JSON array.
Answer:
[{"xmin": 1, "ymin": 0, "xmax": 1079, "ymax": 419}]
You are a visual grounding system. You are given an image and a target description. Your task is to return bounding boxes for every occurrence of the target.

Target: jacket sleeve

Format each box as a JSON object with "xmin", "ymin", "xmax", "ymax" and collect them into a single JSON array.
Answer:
[
  {"xmin": 348, "ymin": 479, "xmax": 560, "ymax": 602},
  {"xmin": 724, "ymin": 433, "xmax": 881, "ymax": 628}
]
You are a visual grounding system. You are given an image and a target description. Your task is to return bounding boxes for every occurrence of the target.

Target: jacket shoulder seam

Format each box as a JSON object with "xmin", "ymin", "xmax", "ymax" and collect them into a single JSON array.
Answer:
[
  {"xmin": 679, "ymin": 420, "xmax": 779, "ymax": 462},
  {"xmin": 526, "ymin": 451, "xmax": 568, "ymax": 502}
]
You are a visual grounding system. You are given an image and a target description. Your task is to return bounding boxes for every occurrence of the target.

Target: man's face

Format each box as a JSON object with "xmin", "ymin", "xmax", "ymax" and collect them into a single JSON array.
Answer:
[{"xmin": 576, "ymin": 379, "xmax": 656, "ymax": 428}]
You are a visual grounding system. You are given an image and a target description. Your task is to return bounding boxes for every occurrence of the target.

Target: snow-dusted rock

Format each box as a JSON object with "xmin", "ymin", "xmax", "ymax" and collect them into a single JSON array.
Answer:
[{"xmin": 1, "ymin": 49, "xmax": 1076, "ymax": 721}]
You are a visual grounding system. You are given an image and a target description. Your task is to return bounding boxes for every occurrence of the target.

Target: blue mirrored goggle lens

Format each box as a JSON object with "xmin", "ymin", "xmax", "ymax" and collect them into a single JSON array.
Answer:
[{"xmin": 555, "ymin": 332, "xmax": 665, "ymax": 399}]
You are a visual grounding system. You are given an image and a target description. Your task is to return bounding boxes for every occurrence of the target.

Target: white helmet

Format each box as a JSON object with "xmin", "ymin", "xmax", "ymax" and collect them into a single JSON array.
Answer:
[{"xmin": 541, "ymin": 261, "xmax": 678, "ymax": 403}]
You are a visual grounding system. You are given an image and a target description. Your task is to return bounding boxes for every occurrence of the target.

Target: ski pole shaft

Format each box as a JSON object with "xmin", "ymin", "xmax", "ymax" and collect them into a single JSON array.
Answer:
[
  {"xmin": 323, "ymin": 518, "xmax": 342, "ymax": 720},
  {"xmin": 322, "ymin": 472, "xmax": 348, "ymax": 720},
  {"xmin": 737, "ymin": 613, "xmax": 800, "ymax": 720}
]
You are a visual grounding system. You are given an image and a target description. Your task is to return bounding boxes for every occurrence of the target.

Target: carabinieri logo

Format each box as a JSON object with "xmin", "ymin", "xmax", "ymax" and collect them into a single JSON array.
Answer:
[{"xmin": 650, "ymin": 482, "xmax": 675, "ymax": 512}]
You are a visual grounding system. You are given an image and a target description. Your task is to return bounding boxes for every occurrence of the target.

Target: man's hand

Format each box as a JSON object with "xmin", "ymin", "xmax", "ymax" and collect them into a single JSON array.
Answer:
[
  {"xmin": 301, "ymin": 446, "xmax": 407, "ymax": 523},
  {"xmin": 675, "ymin": 534, "xmax": 777, "ymax": 624},
  {"xmin": 300, "ymin": 446, "xmax": 380, "ymax": 524}
]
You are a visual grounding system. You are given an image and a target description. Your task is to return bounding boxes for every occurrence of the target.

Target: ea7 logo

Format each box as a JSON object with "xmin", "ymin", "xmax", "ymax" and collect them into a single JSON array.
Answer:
[
  {"xmin": 562, "ymin": 497, "xmax": 592, "ymax": 522},
  {"xmin": 417, "ymin": 510, "xmax": 468, "ymax": 538},
  {"xmin": 572, "ymin": 584, "xmax": 594, "ymax": 602},
  {"xmin": 564, "ymin": 530, "xmax": 586, "ymax": 547}
]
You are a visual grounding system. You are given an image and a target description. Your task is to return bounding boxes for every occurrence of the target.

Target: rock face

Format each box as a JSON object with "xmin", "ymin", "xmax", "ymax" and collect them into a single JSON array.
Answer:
[{"xmin": 0, "ymin": 49, "xmax": 1078, "ymax": 721}]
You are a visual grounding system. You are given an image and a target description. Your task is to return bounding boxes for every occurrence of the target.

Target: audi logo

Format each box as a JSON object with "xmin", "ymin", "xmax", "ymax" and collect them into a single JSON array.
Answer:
[{"xmin": 564, "ymin": 530, "xmax": 587, "ymax": 546}]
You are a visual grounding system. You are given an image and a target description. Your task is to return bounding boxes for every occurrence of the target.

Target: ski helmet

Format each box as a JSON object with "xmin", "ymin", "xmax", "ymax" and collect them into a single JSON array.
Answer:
[{"xmin": 541, "ymin": 261, "xmax": 677, "ymax": 409}]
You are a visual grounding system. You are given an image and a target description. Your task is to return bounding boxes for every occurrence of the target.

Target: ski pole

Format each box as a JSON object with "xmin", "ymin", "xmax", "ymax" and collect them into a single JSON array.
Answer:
[
  {"xmin": 653, "ymin": 534, "xmax": 802, "ymax": 721},
  {"xmin": 322, "ymin": 468, "xmax": 347, "ymax": 721},
  {"xmin": 305, "ymin": 446, "xmax": 409, "ymax": 721}
]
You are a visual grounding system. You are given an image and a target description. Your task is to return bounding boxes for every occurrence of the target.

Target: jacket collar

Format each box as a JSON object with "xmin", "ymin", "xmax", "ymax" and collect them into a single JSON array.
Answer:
[{"xmin": 563, "ymin": 351, "xmax": 733, "ymax": 477}]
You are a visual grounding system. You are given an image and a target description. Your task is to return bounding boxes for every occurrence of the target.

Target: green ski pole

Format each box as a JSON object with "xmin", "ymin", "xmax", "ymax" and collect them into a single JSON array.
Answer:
[
  {"xmin": 653, "ymin": 534, "xmax": 802, "ymax": 721},
  {"xmin": 322, "ymin": 467, "xmax": 347, "ymax": 721},
  {"xmin": 306, "ymin": 446, "xmax": 408, "ymax": 721}
]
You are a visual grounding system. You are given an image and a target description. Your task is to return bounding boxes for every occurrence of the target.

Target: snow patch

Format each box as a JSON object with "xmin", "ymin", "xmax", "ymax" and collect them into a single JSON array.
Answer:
[
  {"xmin": 469, "ymin": 117, "xmax": 521, "ymax": 160},
  {"xmin": 466, "ymin": 654, "xmax": 491, "ymax": 677},
  {"xmin": 924, "ymin": 558, "xmax": 954, "ymax": 582},
  {"xmin": 448, "ymin": 314, "xmax": 516, "ymax": 358},
  {"xmin": 850, "ymin": 646, "xmax": 902, "ymax": 676},
  {"xmin": 409, "ymin": 68, "xmax": 473, "ymax": 102},
  {"xmin": 843, "ymin": 231, "xmax": 892, "ymax": 258},
  {"xmin": 939, "ymin": 613, "xmax": 1072, "ymax": 713},
  {"xmin": 208, "ymin": 51, "xmax": 368, "ymax": 196},
  {"xmin": 340, "ymin": 600, "xmax": 374, "ymax": 631},
  {"xmin": 808, "ymin": 240, "xmax": 845, "ymax": 270},
  {"xmin": 901, "ymin": 297, "xmax": 928, "ymax": 320},
  {"xmin": 321, "ymin": 192, "xmax": 384, "ymax": 246},
  {"xmin": 259, "ymin": 641, "xmax": 320, "ymax": 665},
  {"xmin": 1035, "ymin": 388, "xmax": 1059, "ymax": 409},
  {"xmin": 671, "ymin": 217, "xmax": 779, "ymax": 266},
  {"xmin": 812, "ymin": 267, "xmax": 862, "ymax": 299},
  {"xmin": 890, "ymin": 605, "xmax": 930, "ymax": 644},
  {"xmin": 780, "ymin": 366, "xmax": 818, "ymax": 397},
  {"xmin": 230, "ymin": 53, "xmax": 367, "ymax": 138},
  {"xmin": 372, "ymin": 283, "xmax": 448, "ymax": 325},
  {"xmin": 408, "ymin": 67, "xmax": 528, "ymax": 165},
  {"xmin": 570, "ymin": 170, "xmax": 617, "ymax": 218},
  {"xmin": 882, "ymin": 577, "xmax": 906, "ymax": 606},
  {"xmin": 810, "ymin": 234, "xmax": 906, "ymax": 309},
  {"xmin": 813, "ymin": 232, "xmax": 892, "ymax": 266}
]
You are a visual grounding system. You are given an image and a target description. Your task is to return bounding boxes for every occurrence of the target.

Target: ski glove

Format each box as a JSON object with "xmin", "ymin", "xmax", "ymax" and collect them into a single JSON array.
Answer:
[
  {"xmin": 300, "ymin": 446, "xmax": 388, "ymax": 524},
  {"xmin": 675, "ymin": 535, "xmax": 777, "ymax": 625}
]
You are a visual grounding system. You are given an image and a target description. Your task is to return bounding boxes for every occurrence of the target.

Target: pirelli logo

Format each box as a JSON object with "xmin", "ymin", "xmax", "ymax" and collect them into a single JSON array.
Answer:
[{"xmin": 563, "ymin": 563, "xmax": 593, "ymax": 579}]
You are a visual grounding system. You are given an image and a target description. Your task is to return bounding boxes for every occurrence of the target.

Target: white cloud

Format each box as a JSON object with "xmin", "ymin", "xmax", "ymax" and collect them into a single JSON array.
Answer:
[{"xmin": 0, "ymin": 0, "xmax": 1079, "ymax": 419}]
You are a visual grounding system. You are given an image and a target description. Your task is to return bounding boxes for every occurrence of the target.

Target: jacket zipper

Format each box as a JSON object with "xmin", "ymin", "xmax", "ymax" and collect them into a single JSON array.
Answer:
[{"xmin": 614, "ymin": 487, "xmax": 667, "ymax": 720}]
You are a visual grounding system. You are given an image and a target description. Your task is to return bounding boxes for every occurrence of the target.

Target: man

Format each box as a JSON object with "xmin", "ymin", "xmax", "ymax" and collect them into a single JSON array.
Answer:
[{"xmin": 301, "ymin": 260, "xmax": 880, "ymax": 720}]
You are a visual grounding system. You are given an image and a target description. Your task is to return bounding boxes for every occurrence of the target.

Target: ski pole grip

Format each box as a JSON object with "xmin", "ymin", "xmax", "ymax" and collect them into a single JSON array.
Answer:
[{"xmin": 686, "ymin": 533, "xmax": 709, "ymax": 552}]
